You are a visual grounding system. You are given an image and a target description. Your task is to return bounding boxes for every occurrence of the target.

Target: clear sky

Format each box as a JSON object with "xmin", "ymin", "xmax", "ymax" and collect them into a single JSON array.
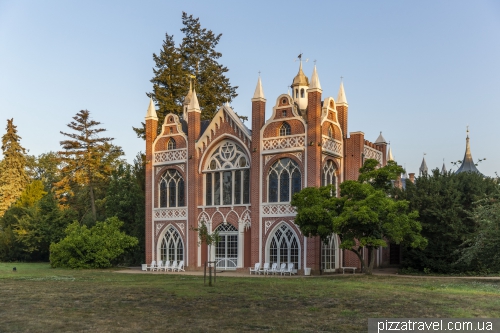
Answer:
[{"xmin": 1, "ymin": 1, "xmax": 499, "ymax": 176}]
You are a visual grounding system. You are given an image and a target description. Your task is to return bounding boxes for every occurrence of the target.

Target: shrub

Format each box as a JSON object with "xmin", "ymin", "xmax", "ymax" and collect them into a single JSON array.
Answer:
[{"xmin": 49, "ymin": 217, "xmax": 138, "ymax": 269}]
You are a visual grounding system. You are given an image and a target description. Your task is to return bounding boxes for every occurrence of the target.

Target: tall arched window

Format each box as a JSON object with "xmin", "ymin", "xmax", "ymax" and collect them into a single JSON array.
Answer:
[
  {"xmin": 268, "ymin": 158, "xmax": 301, "ymax": 202},
  {"xmin": 300, "ymin": 88, "xmax": 305, "ymax": 98},
  {"xmin": 322, "ymin": 160, "xmax": 337, "ymax": 196},
  {"xmin": 321, "ymin": 234, "xmax": 338, "ymax": 272},
  {"xmin": 205, "ymin": 141, "xmax": 250, "ymax": 206},
  {"xmin": 160, "ymin": 225, "xmax": 184, "ymax": 262},
  {"xmin": 159, "ymin": 169, "xmax": 185, "ymax": 207},
  {"xmin": 167, "ymin": 138, "xmax": 176, "ymax": 150},
  {"xmin": 279, "ymin": 122, "xmax": 291, "ymax": 136},
  {"xmin": 215, "ymin": 223, "xmax": 238, "ymax": 269},
  {"xmin": 268, "ymin": 223, "xmax": 300, "ymax": 269}
]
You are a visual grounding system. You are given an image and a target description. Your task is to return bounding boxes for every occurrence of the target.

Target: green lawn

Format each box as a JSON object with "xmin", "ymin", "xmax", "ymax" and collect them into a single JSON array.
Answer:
[{"xmin": 0, "ymin": 263, "xmax": 499, "ymax": 332}]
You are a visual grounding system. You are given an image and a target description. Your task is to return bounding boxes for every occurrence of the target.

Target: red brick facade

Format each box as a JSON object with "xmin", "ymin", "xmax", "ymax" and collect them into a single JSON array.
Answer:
[{"xmin": 144, "ymin": 65, "xmax": 392, "ymax": 274}]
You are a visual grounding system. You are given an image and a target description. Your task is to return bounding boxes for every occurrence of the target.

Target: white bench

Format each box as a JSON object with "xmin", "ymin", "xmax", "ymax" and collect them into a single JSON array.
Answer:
[{"xmin": 341, "ymin": 267, "xmax": 357, "ymax": 274}]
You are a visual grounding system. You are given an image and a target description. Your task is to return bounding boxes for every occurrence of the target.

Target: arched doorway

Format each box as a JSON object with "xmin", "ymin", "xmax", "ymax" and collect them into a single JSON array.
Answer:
[
  {"xmin": 159, "ymin": 225, "xmax": 184, "ymax": 263},
  {"xmin": 266, "ymin": 223, "xmax": 300, "ymax": 269},
  {"xmin": 321, "ymin": 234, "xmax": 339, "ymax": 272},
  {"xmin": 215, "ymin": 223, "xmax": 238, "ymax": 270}
]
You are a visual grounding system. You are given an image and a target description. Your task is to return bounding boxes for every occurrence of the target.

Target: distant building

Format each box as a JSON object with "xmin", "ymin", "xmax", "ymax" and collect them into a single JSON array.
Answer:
[{"xmin": 456, "ymin": 129, "xmax": 482, "ymax": 175}]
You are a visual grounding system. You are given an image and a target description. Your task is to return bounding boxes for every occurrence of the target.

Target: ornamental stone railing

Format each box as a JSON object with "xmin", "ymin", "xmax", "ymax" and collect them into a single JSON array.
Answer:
[
  {"xmin": 154, "ymin": 148, "xmax": 187, "ymax": 165},
  {"xmin": 153, "ymin": 207, "xmax": 188, "ymax": 220},
  {"xmin": 262, "ymin": 203, "xmax": 296, "ymax": 216},
  {"xmin": 322, "ymin": 136, "xmax": 343, "ymax": 157},
  {"xmin": 363, "ymin": 145, "xmax": 383, "ymax": 164},
  {"xmin": 262, "ymin": 135, "xmax": 305, "ymax": 152}
]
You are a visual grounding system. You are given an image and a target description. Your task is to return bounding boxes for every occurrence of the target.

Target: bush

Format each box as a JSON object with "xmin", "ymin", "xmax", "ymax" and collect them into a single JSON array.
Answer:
[{"xmin": 49, "ymin": 217, "xmax": 138, "ymax": 269}]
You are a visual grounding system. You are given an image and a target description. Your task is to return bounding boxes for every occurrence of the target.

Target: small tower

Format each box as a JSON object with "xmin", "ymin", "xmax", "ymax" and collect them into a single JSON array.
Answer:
[
  {"xmin": 456, "ymin": 128, "xmax": 481, "ymax": 174},
  {"xmin": 419, "ymin": 155, "xmax": 428, "ymax": 176},
  {"xmin": 374, "ymin": 132, "xmax": 388, "ymax": 165},
  {"xmin": 306, "ymin": 64, "xmax": 322, "ymax": 187},
  {"xmin": 144, "ymin": 97, "xmax": 158, "ymax": 264},
  {"xmin": 291, "ymin": 57, "xmax": 309, "ymax": 111},
  {"xmin": 336, "ymin": 79, "xmax": 348, "ymax": 138}
]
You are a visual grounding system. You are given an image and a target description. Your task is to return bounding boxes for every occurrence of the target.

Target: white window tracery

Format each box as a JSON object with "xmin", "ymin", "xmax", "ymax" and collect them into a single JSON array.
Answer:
[
  {"xmin": 160, "ymin": 225, "xmax": 184, "ymax": 262},
  {"xmin": 267, "ymin": 223, "xmax": 300, "ymax": 269},
  {"xmin": 205, "ymin": 141, "xmax": 250, "ymax": 206},
  {"xmin": 268, "ymin": 158, "xmax": 301, "ymax": 203},
  {"xmin": 279, "ymin": 122, "xmax": 291, "ymax": 136},
  {"xmin": 322, "ymin": 160, "xmax": 337, "ymax": 196},
  {"xmin": 159, "ymin": 169, "xmax": 185, "ymax": 207}
]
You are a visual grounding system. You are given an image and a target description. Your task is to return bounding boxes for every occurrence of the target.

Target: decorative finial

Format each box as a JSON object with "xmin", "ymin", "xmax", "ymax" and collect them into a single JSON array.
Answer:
[
  {"xmin": 258, "ymin": 71, "xmax": 261, "ymax": 77},
  {"xmin": 340, "ymin": 76, "xmax": 344, "ymax": 81},
  {"xmin": 314, "ymin": 59, "xmax": 317, "ymax": 65}
]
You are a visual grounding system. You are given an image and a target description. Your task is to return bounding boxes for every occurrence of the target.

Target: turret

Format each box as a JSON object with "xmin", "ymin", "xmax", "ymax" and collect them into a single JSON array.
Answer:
[
  {"xmin": 291, "ymin": 61, "xmax": 309, "ymax": 111},
  {"xmin": 455, "ymin": 128, "xmax": 482, "ymax": 174},
  {"xmin": 419, "ymin": 155, "xmax": 428, "ymax": 176},
  {"xmin": 374, "ymin": 132, "xmax": 388, "ymax": 165}
]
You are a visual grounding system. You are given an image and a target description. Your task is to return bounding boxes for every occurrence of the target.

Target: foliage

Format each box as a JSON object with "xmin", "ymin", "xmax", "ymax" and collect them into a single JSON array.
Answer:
[
  {"xmin": 457, "ymin": 191, "xmax": 500, "ymax": 273},
  {"xmin": 292, "ymin": 159, "xmax": 426, "ymax": 274},
  {"xmin": 134, "ymin": 12, "xmax": 240, "ymax": 138},
  {"xmin": 399, "ymin": 169, "xmax": 498, "ymax": 274},
  {"xmin": 105, "ymin": 159, "xmax": 145, "ymax": 265},
  {"xmin": 50, "ymin": 217, "xmax": 138, "ymax": 269},
  {"xmin": 0, "ymin": 118, "xmax": 29, "ymax": 217},
  {"xmin": 26, "ymin": 152, "xmax": 61, "ymax": 191},
  {"xmin": 56, "ymin": 110, "xmax": 123, "ymax": 223}
]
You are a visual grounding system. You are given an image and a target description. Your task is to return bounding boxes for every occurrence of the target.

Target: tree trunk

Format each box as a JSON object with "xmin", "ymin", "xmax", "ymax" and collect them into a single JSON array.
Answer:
[
  {"xmin": 350, "ymin": 247, "xmax": 366, "ymax": 273},
  {"xmin": 89, "ymin": 184, "xmax": 97, "ymax": 223}
]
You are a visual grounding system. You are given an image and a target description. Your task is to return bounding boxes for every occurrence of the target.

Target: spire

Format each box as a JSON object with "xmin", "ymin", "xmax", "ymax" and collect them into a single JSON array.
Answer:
[
  {"xmin": 183, "ymin": 80, "xmax": 193, "ymax": 121},
  {"xmin": 387, "ymin": 146, "xmax": 394, "ymax": 161},
  {"xmin": 375, "ymin": 131, "xmax": 387, "ymax": 144},
  {"xmin": 419, "ymin": 155, "xmax": 428, "ymax": 176},
  {"xmin": 145, "ymin": 97, "xmax": 158, "ymax": 120},
  {"xmin": 441, "ymin": 159, "xmax": 447, "ymax": 174},
  {"xmin": 337, "ymin": 80, "xmax": 348, "ymax": 105},
  {"xmin": 456, "ymin": 127, "xmax": 481, "ymax": 174},
  {"xmin": 291, "ymin": 60, "xmax": 309, "ymax": 87},
  {"xmin": 309, "ymin": 64, "xmax": 322, "ymax": 90},
  {"xmin": 252, "ymin": 76, "xmax": 265, "ymax": 100},
  {"xmin": 188, "ymin": 88, "xmax": 200, "ymax": 112}
]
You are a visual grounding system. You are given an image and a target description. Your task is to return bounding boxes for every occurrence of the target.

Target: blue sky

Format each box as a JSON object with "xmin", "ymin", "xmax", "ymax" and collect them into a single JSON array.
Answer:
[{"xmin": 1, "ymin": 1, "xmax": 499, "ymax": 176}]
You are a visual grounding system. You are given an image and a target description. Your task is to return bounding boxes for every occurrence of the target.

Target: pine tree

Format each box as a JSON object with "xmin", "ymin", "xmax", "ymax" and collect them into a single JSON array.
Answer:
[
  {"xmin": 134, "ymin": 12, "xmax": 240, "ymax": 138},
  {"xmin": 56, "ymin": 110, "xmax": 123, "ymax": 223},
  {"xmin": 0, "ymin": 119, "xmax": 29, "ymax": 217}
]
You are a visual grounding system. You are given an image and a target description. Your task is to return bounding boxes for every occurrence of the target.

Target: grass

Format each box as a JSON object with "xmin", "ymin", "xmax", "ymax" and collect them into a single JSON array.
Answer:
[{"xmin": 0, "ymin": 263, "xmax": 499, "ymax": 332}]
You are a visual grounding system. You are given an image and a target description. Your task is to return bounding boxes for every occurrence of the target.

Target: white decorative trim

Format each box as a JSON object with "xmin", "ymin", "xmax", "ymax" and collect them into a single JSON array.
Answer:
[
  {"xmin": 239, "ymin": 210, "xmax": 251, "ymax": 231},
  {"xmin": 262, "ymin": 134, "xmax": 305, "ymax": 151},
  {"xmin": 153, "ymin": 207, "xmax": 188, "ymax": 220},
  {"xmin": 291, "ymin": 152, "xmax": 303, "ymax": 162},
  {"xmin": 156, "ymin": 223, "xmax": 165, "ymax": 236},
  {"xmin": 156, "ymin": 167, "xmax": 162, "ymax": 175},
  {"xmin": 262, "ymin": 203, "xmax": 296, "ymax": 216},
  {"xmin": 363, "ymin": 145, "xmax": 383, "ymax": 164},
  {"xmin": 176, "ymin": 164, "xmax": 185, "ymax": 172},
  {"xmin": 322, "ymin": 136, "xmax": 343, "ymax": 157},
  {"xmin": 265, "ymin": 220, "xmax": 275, "ymax": 234},
  {"xmin": 154, "ymin": 148, "xmax": 187, "ymax": 165},
  {"xmin": 176, "ymin": 222, "xmax": 185, "ymax": 235},
  {"xmin": 264, "ymin": 154, "xmax": 275, "ymax": 165}
]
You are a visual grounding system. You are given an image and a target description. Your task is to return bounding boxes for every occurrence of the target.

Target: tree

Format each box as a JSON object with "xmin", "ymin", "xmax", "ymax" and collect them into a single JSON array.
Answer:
[
  {"xmin": 56, "ymin": 110, "xmax": 123, "ymax": 223},
  {"xmin": 49, "ymin": 217, "xmax": 138, "ymax": 269},
  {"xmin": 26, "ymin": 152, "xmax": 61, "ymax": 191},
  {"xmin": 134, "ymin": 12, "xmax": 240, "ymax": 138},
  {"xmin": 191, "ymin": 220, "xmax": 219, "ymax": 286},
  {"xmin": 0, "ymin": 118, "xmax": 29, "ymax": 217},
  {"xmin": 105, "ymin": 160, "xmax": 145, "ymax": 265},
  {"xmin": 399, "ymin": 169, "xmax": 498, "ymax": 273},
  {"xmin": 292, "ymin": 159, "xmax": 426, "ymax": 274}
]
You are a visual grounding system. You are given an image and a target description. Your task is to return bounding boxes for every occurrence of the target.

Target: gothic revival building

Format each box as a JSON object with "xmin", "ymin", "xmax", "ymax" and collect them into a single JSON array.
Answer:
[{"xmin": 144, "ymin": 62, "xmax": 393, "ymax": 273}]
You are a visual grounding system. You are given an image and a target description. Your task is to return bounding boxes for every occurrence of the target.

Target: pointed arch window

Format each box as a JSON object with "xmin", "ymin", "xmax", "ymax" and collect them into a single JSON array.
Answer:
[
  {"xmin": 159, "ymin": 169, "xmax": 185, "ymax": 207},
  {"xmin": 160, "ymin": 225, "xmax": 183, "ymax": 262},
  {"xmin": 204, "ymin": 140, "xmax": 250, "ymax": 206},
  {"xmin": 279, "ymin": 122, "xmax": 291, "ymax": 136},
  {"xmin": 321, "ymin": 234, "xmax": 338, "ymax": 272},
  {"xmin": 268, "ymin": 223, "xmax": 300, "ymax": 269},
  {"xmin": 300, "ymin": 88, "xmax": 305, "ymax": 98},
  {"xmin": 268, "ymin": 158, "xmax": 301, "ymax": 202},
  {"xmin": 167, "ymin": 138, "xmax": 176, "ymax": 150},
  {"xmin": 322, "ymin": 160, "xmax": 337, "ymax": 196}
]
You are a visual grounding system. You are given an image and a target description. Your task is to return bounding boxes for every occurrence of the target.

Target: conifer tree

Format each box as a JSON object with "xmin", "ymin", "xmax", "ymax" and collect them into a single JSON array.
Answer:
[
  {"xmin": 56, "ymin": 110, "xmax": 123, "ymax": 223},
  {"xmin": 0, "ymin": 119, "xmax": 29, "ymax": 217},
  {"xmin": 134, "ymin": 12, "xmax": 240, "ymax": 138}
]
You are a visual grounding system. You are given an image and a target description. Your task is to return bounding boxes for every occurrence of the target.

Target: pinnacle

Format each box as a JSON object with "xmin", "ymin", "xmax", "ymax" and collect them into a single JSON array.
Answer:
[
  {"xmin": 145, "ymin": 97, "xmax": 158, "ymax": 120},
  {"xmin": 189, "ymin": 88, "xmax": 200, "ymax": 111},
  {"xmin": 337, "ymin": 81, "xmax": 348, "ymax": 104},
  {"xmin": 309, "ymin": 65, "xmax": 322, "ymax": 90},
  {"xmin": 252, "ymin": 76, "xmax": 265, "ymax": 100}
]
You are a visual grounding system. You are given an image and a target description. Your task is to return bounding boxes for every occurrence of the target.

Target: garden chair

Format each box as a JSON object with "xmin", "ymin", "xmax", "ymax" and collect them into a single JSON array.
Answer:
[
  {"xmin": 147, "ymin": 260, "xmax": 156, "ymax": 271},
  {"xmin": 278, "ymin": 263, "xmax": 287, "ymax": 275},
  {"xmin": 267, "ymin": 263, "xmax": 278, "ymax": 275},
  {"xmin": 249, "ymin": 262, "xmax": 261, "ymax": 275},
  {"xmin": 176, "ymin": 261, "xmax": 185, "ymax": 272},
  {"xmin": 156, "ymin": 260, "xmax": 164, "ymax": 272},
  {"xmin": 168, "ymin": 261, "xmax": 178, "ymax": 272},
  {"xmin": 283, "ymin": 263, "xmax": 295, "ymax": 276},
  {"xmin": 163, "ymin": 260, "xmax": 171, "ymax": 271},
  {"xmin": 260, "ymin": 263, "xmax": 270, "ymax": 275}
]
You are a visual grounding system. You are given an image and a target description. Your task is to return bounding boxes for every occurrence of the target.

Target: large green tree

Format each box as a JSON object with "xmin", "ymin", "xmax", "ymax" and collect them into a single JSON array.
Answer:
[
  {"xmin": 399, "ymin": 170, "xmax": 498, "ymax": 274},
  {"xmin": 56, "ymin": 110, "xmax": 123, "ymax": 224},
  {"xmin": 134, "ymin": 12, "xmax": 239, "ymax": 138},
  {"xmin": 292, "ymin": 159, "xmax": 427, "ymax": 274},
  {"xmin": 0, "ymin": 118, "xmax": 29, "ymax": 217}
]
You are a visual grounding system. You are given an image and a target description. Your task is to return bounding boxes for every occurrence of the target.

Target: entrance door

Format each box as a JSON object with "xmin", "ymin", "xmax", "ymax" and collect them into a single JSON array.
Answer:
[{"xmin": 215, "ymin": 223, "xmax": 238, "ymax": 269}]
